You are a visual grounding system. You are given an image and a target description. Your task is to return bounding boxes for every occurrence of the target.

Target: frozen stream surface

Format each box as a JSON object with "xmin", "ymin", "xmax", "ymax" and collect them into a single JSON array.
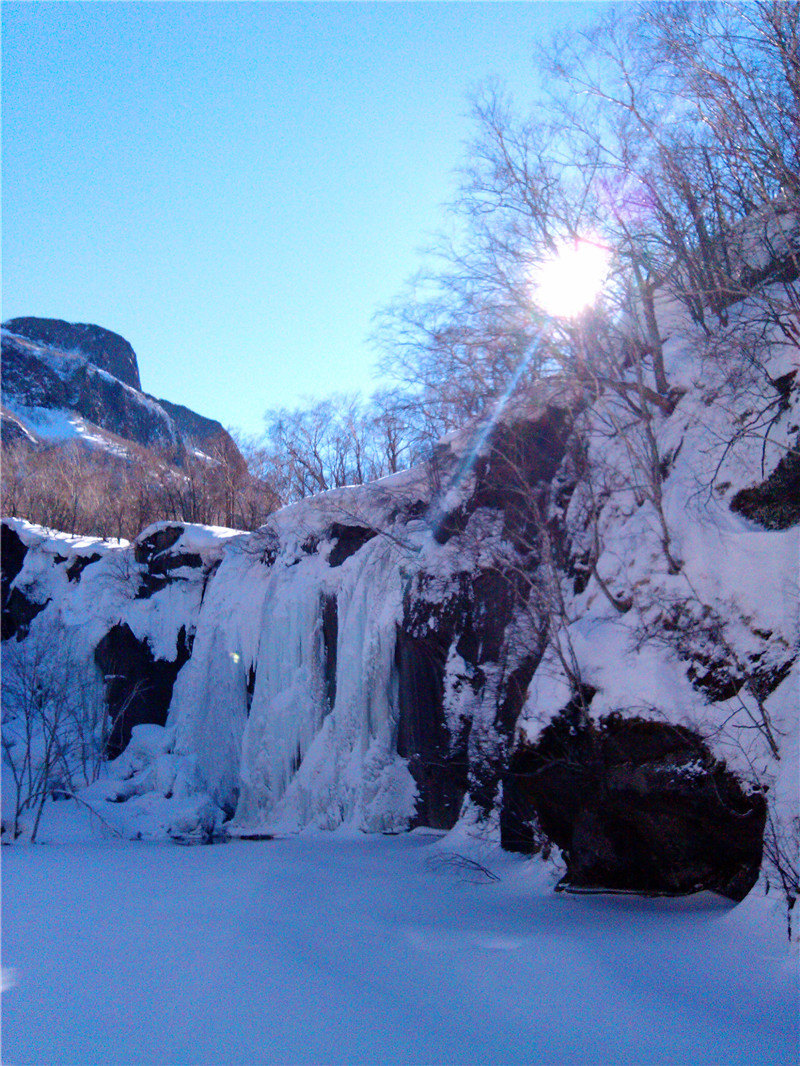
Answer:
[{"xmin": 2, "ymin": 832, "xmax": 797, "ymax": 1066}]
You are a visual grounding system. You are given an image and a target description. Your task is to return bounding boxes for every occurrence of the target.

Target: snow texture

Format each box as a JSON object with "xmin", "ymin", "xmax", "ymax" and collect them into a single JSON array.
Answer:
[{"xmin": 2, "ymin": 833, "xmax": 796, "ymax": 1066}]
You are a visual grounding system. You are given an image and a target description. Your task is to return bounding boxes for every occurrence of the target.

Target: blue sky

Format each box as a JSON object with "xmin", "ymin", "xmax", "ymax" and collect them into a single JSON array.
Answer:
[{"xmin": 3, "ymin": 1, "xmax": 601, "ymax": 437}]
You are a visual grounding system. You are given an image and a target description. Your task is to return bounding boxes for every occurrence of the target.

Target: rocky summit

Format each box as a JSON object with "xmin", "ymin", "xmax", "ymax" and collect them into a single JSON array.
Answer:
[
  {"xmin": 4, "ymin": 317, "xmax": 143, "ymax": 390},
  {"xmin": 0, "ymin": 316, "xmax": 242, "ymax": 464}
]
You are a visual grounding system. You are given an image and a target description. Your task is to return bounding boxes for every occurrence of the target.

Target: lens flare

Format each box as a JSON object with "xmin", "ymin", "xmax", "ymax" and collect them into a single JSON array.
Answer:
[{"xmin": 533, "ymin": 239, "xmax": 610, "ymax": 318}]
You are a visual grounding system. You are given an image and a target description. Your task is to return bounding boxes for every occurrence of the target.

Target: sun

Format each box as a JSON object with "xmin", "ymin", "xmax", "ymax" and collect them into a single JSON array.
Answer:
[{"xmin": 532, "ymin": 238, "xmax": 610, "ymax": 319}]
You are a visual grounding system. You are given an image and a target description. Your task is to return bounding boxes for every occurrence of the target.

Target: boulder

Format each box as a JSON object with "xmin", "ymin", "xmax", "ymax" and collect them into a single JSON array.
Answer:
[{"xmin": 501, "ymin": 710, "xmax": 767, "ymax": 901}]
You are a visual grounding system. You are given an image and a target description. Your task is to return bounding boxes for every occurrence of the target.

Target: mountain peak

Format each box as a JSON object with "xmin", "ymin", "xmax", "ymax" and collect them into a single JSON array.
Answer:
[{"xmin": 2, "ymin": 317, "xmax": 142, "ymax": 391}]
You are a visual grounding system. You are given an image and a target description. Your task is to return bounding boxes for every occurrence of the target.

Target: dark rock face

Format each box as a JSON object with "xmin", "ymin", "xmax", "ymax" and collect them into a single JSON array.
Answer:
[
  {"xmin": 71, "ymin": 363, "xmax": 178, "ymax": 453},
  {"xmin": 4, "ymin": 317, "xmax": 142, "ymax": 390},
  {"xmin": 429, "ymin": 408, "xmax": 573, "ymax": 546},
  {"xmin": 133, "ymin": 525, "xmax": 205, "ymax": 599},
  {"xmin": 396, "ymin": 578, "xmax": 471, "ymax": 829},
  {"xmin": 321, "ymin": 594, "xmax": 338, "ymax": 712},
  {"xmin": 474, "ymin": 408, "xmax": 574, "ymax": 536},
  {"xmin": 730, "ymin": 444, "xmax": 800, "ymax": 530},
  {"xmin": 94, "ymin": 623, "xmax": 193, "ymax": 758},
  {"xmin": 134, "ymin": 525, "xmax": 185, "ymax": 565},
  {"xmin": 147, "ymin": 395, "xmax": 244, "ymax": 470},
  {"xmin": 1, "ymin": 334, "xmax": 70, "ymax": 409},
  {"xmin": 395, "ymin": 568, "xmax": 546, "ymax": 830},
  {"xmin": 1, "ymin": 525, "xmax": 51, "ymax": 641},
  {"xmin": 395, "ymin": 626, "xmax": 470, "ymax": 830},
  {"xmin": 686, "ymin": 647, "xmax": 794, "ymax": 705},
  {"xmin": 245, "ymin": 665, "xmax": 256, "ymax": 717},
  {"xmin": 2, "ymin": 589, "xmax": 50, "ymax": 642},
  {"xmin": 327, "ymin": 524, "xmax": 378, "ymax": 567},
  {"xmin": 395, "ymin": 407, "xmax": 573, "ymax": 828},
  {"xmin": 1, "ymin": 524, "xmax": 27, "ymax": 606},
  {"xmin": 501, "ymin": 710, "xmax": 766, "ymax": 901},
  {"xmin": 66, "ymin": 554, "xmax": 102, "ymax": 583}
]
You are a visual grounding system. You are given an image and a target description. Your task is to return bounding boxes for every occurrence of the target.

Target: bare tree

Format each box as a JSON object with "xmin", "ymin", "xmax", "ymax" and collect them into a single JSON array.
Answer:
[
  {"xmin": 1, "ymin": 623, "xmax": 108, "ymax": 841},
  {"xmin": 763, "ymin": 812, "xmax": 800, "ymax": 941}
]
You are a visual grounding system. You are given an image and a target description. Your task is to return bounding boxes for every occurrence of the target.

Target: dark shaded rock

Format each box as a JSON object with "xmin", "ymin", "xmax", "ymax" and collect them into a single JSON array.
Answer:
[
  {"xmin": 474, "ymin": 407, "xmax": 574, "ymax": 542},
  {"xmin": 94, "ymin": 623, "xmax": 193, "ymax": 758},
  {"xmin": 395, "ymin": 627, "xmax": 470, "ymax": 830},
  {"xmin": 397, "ymin": 556, "xmax": 548, "ymax": 826},
  {"xmin": 135, "ymin": 573, "xmax": 172, "ymax": 599},
  {"xmin": 686, "ymin": 650, "xmax": 794, "ymax": 704},
  {"xmin": 66, "ymin": 553, "xmax": 102, "ymax": 583},
  {"xmin": 327, "ymin": 523, "xmax": 378, "ymax": 567},
  {"xmin": 1, "ymin": 333, "xmax": 70, "ymax": 408},
  {"xmin": 654, "ymin": 596, "xmax": 797, "ymax": 705},
  {"xmin": 1, "ymin": 524, "xmax": 50, "ymax": 640},
  {"xmin": 730, "ymin": 444, "xmax": 800, "ymax": 530},
  {"xmin": 430, "ymin": 504, "xmax": 471, "ymax": 545},
  {"xmin": 146, "ymin": 395, "xmax": 246, "ymax": 471},
  {"xmin": 2, "ymin": 587, "xmax": 49, "ymax": 642},
  {"xmin": 430, "ymin": 406, "xmax": 574, "ymax": 547},
  {"xmin": 301, "ymin": 534, "xmax": 320, "ymax": 556},
  {"xmin": 148, "ymin": 551, "xmax": 202, "ymax": 576},
  {"xmin": 1, "ymin": 523, "xmax": 27, "ymax": 603},
  {"xmin": 501, "ymin": 711, "xmax": 766, "ymax": 901},
  {"xmin": 398, "ymin": 499, "xmax": 427, "ymax": 522},
  {"xmin": 321, "ymin": 594, "xmax": 338, "ymax": 712},
  {"xmin": 132, "ymin": 525, "xmax": 203, "ymax": 598},
  {"xmin": 70, "ymin": 363, "xmax": 178, "ymax": 453},
  {"xmin": 245, "ymin": 665, "xmax": 256, "ymax": 717},
  {"xmin": 134, "ymin": 525, "xmax": 184, "ymax": 565},
  {"xmin": 4, "ymin": 317, "xmax": 142, "ymax": 390}
]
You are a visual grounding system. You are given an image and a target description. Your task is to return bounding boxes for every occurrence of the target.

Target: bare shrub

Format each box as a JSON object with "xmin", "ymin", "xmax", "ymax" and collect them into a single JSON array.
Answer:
[
  {"xmin": 763, "ymin": 812, "xmax": 800, "ymax": 942},
  {"xmin": 424, "ymin": 852, "xmax": 501, "ymax": 884},
  {"xmin": 1, "ymin": 623, "xmax": 109, "ymax": 841}
]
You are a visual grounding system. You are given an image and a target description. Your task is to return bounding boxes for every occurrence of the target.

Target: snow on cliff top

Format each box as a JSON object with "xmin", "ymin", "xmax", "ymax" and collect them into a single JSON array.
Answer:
[
  {"xmin": 134, "ymin": 521, "xmax": 246, "ymax": 553},
  {"xmin": 3, "ymin": 516, "xmax": 128, "ymax": 554}
]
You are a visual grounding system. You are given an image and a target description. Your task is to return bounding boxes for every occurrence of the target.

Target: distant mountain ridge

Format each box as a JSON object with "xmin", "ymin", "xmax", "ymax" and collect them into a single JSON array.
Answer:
[{"xmin": 1, "ymin": 316, "xmax": 243, "ymax": 467}]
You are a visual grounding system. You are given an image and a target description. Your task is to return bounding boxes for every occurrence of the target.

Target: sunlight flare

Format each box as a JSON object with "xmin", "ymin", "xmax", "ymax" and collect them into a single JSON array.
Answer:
[{"xmin": 532, "ymin": 238, "xmax": 610, "ymax": 318}]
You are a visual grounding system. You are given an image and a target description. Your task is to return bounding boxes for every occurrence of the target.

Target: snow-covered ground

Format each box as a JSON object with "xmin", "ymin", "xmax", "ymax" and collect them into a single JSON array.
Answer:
[{"xmin": 2, "ymin": 833, "xmax": 796, "ymax": 1066}]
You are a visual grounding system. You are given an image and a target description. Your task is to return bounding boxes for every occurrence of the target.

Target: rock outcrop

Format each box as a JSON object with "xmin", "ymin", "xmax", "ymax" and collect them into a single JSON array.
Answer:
[
  {"xmin": 1, "ymin": 284, "xmax": 797, "ymax": 899},
  {"xmin": 95, "ymin": 622, "xmax": 193, "ymax": 758},
  {"xmin": 0, "ymin": 318, "xmax": 243, "ymax": 467},
  {"xmin": 4, "ymin": 317, "xmax": 142, "ymax": 390},
  {"xmin": 501, "ymin": 708, "xmax": 767, "ymax": 900}
]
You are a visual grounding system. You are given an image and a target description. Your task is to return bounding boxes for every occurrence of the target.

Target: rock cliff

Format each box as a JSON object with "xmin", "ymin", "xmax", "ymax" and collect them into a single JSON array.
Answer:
[
  {"xmin": 1, "ymin": 289, "xmax": 797, "ymax": 902},
  {"xmin": 4, "ymin": 318, "xmax": 142, "ymax": 390},
  {"xmin": 1, "ymin": 317, "xmax": 242, "ymax": 465}
]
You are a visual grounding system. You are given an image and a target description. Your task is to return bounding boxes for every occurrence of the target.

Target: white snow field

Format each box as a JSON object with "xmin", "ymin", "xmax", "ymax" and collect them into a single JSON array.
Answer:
[{"xmin": 2, "ymin": 833, "xmax": 796, "ymax": 1066}]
